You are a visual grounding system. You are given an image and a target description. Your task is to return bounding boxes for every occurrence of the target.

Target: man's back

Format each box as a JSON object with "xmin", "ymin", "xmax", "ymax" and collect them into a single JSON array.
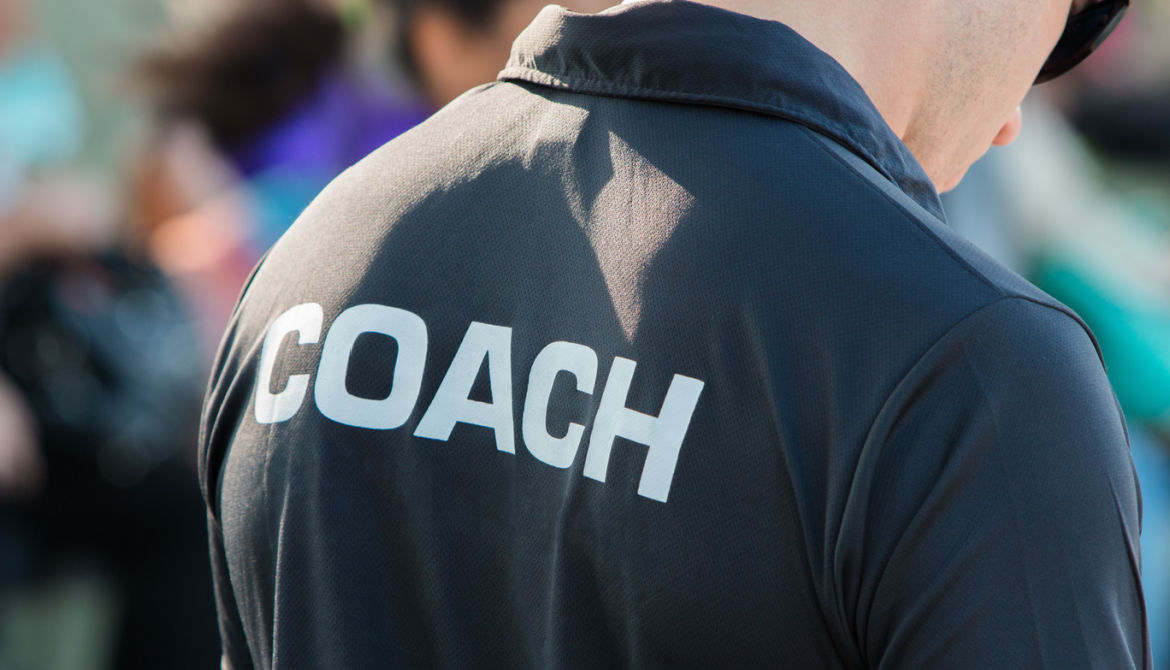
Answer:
[{"xmin": 199, "ymin": 3, "xmax": 1147, "ymax": 668}]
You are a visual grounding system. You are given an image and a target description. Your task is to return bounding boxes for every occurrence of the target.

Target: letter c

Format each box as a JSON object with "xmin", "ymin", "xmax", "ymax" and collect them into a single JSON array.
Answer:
[
  {"xmin": 522, "ymin": 341, "xmax": 598, "ymax": 468},
  {"xmin": 255, "ymin": 302, "xmax": 324, "ymax": 424}
]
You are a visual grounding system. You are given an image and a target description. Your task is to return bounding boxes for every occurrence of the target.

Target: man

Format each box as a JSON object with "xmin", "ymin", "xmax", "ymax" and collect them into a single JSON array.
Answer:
[{"xmin": 199, "ymin": 0, "xmax": 1147, "ymax": 667}]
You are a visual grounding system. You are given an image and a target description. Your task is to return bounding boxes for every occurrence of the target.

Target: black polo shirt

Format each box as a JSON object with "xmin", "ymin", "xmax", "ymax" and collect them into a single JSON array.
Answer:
[{"xmin": 199, "ymin": 1, "xmax": 1149, "ymax": 667}]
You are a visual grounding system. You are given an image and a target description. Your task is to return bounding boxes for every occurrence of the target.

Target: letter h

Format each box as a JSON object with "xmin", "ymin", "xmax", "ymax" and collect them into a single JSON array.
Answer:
[{"xmin": 583, "ymin": 357, "xmax": 704, "ymax": 503}]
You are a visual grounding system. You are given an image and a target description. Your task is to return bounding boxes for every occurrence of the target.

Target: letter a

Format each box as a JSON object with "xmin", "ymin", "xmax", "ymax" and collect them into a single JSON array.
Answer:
[
  {"xmin": 415, "ymin": 322, "xmax": 516, "ymax": 453},
  {"xmin": 583, "ymin": 357, "xmax": 704, "ymax": 502}
]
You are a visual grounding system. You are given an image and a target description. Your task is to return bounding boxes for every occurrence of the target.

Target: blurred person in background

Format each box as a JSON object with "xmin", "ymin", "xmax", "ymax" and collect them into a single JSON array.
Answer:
[
  {"xmin": 0, "ymin": 0, "xmax": 117, "ymax": 504},
  {"xmin": 386, "ymin": 0, "xmax": 592, "ymax": 107},
  {"xmin": 131, "ymin": 0, "xmax": 611, "ymax": 355},
  {"xmin": 131, "ymin": 0, "xmax": 434, "ymax": 355},
  {"xmin": 0, "ymin": 0, "xmax": 218, "ymax": 668},
  {"xmin": 0, "ymin": 0, "xmax": 113, "ymax": 504}
]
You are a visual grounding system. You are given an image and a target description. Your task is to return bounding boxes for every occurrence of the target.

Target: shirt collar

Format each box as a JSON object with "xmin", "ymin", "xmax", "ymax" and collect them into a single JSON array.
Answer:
[{"xmin": 499, "ymin": 0, "xmax": 944, "ymax": 219}]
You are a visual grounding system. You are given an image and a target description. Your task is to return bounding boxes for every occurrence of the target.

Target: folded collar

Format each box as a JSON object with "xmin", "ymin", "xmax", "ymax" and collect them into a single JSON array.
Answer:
[{"xmin": 499, "ymin": 0, "xmax": 944, "ymax": 219}]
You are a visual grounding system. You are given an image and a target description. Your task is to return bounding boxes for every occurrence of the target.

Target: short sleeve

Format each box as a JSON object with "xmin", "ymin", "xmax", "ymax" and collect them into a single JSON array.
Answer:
[
  {"xmin": 208, "ymin": 513, "xmax": 256, "ymax": 670},
  {"xmin": 836, "ymin": 297, "xmax": 1149, "ymax": 669}
]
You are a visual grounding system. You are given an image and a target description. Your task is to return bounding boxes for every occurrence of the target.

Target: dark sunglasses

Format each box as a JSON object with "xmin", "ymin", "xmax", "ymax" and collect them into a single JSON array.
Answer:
[{"xmin": 1035, "ymin": 0, "xmax": 1129, "ymax": 83}]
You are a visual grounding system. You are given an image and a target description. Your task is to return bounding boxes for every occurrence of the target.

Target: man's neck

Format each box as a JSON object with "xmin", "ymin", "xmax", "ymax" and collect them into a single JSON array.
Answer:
[{"xmin": 685, "ymin": 0, "xmax": 936, "ymax": 142}]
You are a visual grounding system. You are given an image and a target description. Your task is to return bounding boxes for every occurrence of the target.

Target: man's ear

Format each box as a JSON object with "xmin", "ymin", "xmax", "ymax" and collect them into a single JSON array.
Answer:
[{"xmin": 991, "ymin": 106, "xmax": 1023, "ymax": 147}]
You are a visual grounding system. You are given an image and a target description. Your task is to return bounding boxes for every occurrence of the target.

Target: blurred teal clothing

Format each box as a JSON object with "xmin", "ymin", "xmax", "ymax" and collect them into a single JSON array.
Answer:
[
  {"xmin": 1032, "ymin": 260, "xmax": 1170, "ymax": 430},
  {"xmin": 0, "ymin": 44, "xmax": 83, "ymax": 174}
]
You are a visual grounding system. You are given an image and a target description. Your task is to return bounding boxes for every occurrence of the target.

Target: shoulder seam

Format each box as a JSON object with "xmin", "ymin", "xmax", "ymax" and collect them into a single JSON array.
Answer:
[
  {"xmin": 797, "ymin": 125, "xmax": 1002, "ymax": 297},
  {"xmin": 1005, "ymin": 295, "xmax": 1104, "ymax": 365},
  {"xmin": 837, "ymin": 293, "xmax": 1027, "ymax": 649},
  {"xmin": 798, "ymin": 126, "xmax": 1105, "ymax": 367},
  {"xmin": 862, "ymin": 294, "xmax": 1107, "ymax": 463}
]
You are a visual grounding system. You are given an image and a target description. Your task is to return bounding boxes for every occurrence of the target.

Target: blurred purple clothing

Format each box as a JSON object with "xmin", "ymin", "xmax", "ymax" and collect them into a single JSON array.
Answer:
[
  {"xmin": 225, "ymin": 70, "xmax": 432, "ymax": 249},
  {"xmin": 229, "ymin": 69, "xmax": 432, "ymax": 179}
]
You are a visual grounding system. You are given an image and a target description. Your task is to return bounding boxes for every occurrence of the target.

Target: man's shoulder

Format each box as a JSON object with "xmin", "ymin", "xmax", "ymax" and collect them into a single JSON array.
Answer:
[{"xmin": 781, "ymin": 125, "xmax": 1098, "ymax": 353}]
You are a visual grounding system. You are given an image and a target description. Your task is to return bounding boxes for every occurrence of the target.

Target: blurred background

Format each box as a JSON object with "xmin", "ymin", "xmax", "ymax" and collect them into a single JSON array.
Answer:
[{"xmin": 0, "ymin": 0, "xmax": 1166, "ymax": 667}]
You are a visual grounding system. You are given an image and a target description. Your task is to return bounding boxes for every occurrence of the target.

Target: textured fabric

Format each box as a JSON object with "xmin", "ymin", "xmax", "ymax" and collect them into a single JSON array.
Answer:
[{"xmin": 198, "ymin": 2, "xmax": 1149, "ymax": 668}]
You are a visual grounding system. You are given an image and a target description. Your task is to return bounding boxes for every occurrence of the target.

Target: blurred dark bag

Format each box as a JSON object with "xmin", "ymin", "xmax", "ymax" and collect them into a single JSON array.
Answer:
[{"xmin": 0, "ymin": 251, "xmax": 207, "ymax": 558}]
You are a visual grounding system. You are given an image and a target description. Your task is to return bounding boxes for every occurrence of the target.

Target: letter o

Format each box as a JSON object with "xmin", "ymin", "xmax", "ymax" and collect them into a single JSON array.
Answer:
[{"xmin": 314, "ymin": 304, "xmax": 428, "ymax": 429}]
